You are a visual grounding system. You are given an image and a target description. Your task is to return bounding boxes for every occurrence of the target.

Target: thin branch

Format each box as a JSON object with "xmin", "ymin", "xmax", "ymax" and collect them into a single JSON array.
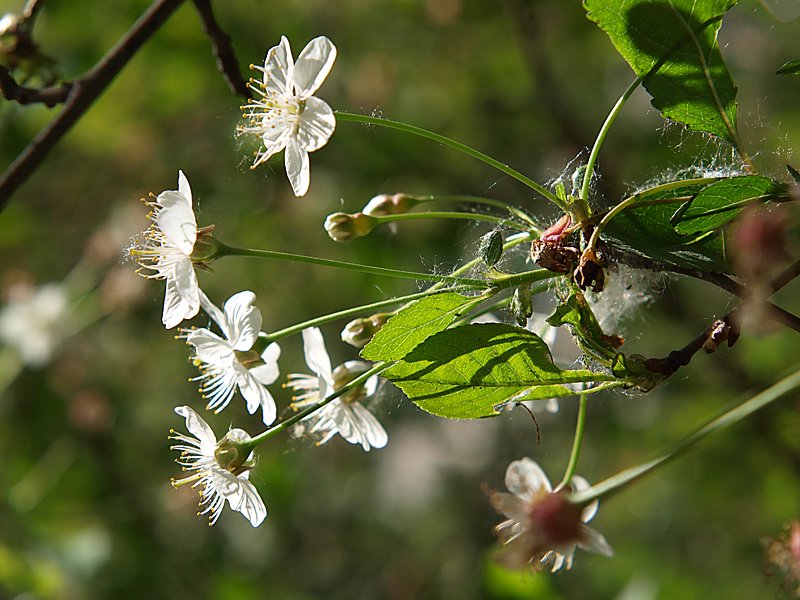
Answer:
[
  {"xmin": 644, "ymin": 313, "xmax": 739, "ymax": 377},
  {"xmin": 0, "ymin": 66, "xmax": 71, "ymax": 106},
  {"xmin": 769, "ymin": 259, "xmax": 800, "ymax": 294},
  {"xmin": 0, "ymin": 0, "xmax": 186, "ymax": 212},
  {"xmin": 21, "ymin": 0, "xmax": 46, "ymax": 23},
  {"xmin": 191, "ymin": 0, "xmax": 249, "ymax": 98}
]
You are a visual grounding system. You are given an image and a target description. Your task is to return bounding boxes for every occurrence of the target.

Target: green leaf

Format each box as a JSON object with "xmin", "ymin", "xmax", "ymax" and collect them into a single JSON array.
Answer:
[
  {"xmin": 603, "ymin": 179, "xmax": 731, "ymax": 272},
  {"xmin": 546, "ymin": 291, "xmax": 623, "ymax": 361},
  {"xmin": 672, "ymin": 175, "xmax": 784, "ymax": 235},
  {"xmin": 360, "ymin": 292, "xmax": 476, "ymax": 361},
  {"xmin": 585, "ymin": 0, "xmax": 739, "ymax": 141},
  {"xmin": 777, "ymin": 58, "xmax": 800, "ymax": 75},
  {"xmin": 383, "ymin": 323, "xmax": 609, "ymax": 419}
]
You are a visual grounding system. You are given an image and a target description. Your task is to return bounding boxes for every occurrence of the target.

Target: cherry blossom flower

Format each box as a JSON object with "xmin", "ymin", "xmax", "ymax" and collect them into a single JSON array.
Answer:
[
  {"xmin": 489, "ymin": 458, "xmax": 612, "ymax": 571},
  {"xmin": 239, "ymin": 36, "xmax": 337, "ymax": 196},
  {"xmin": 0, "ymin": 281, "xmax": 68, "ymax": 367},
  {"xmin": 185, "ymin": 292, "xmax": 281, "ymax": 425},
  {"xmin": 286, "ymin": 327, "xmax": 387, "ymax": 451},
  {"xmin": 134, "ymin": 170, "xmax": 200, "ymax": 329},
  {"xmin": 170, "ymin": 406, "xmax": 266, "ymax": 527}
]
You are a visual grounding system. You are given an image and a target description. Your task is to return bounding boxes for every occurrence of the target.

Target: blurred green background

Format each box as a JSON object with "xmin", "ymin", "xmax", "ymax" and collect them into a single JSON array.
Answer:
[{"xmin": 0, "ymin": 0, "xmax": 798, "ymax": 598}]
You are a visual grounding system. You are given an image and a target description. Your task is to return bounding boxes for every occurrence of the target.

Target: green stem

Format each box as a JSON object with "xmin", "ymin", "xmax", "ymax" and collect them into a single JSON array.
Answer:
[
  {"xmin": 265, "ymin": 288, "xmax": 471, "ymax": 341},
  {"xmin": 245, "ymin": 361, "xmax": 392, "ymax": 449},
  {"xmin": 570, "ymin": 367, "xmax": 800, "ymax": 506},
  {"xmin": 412, "ymin": 194, "xmax": 527, "ymax": 213},
  {"xmin": 335, "ymin": 111, "xmax": 565, "ymax": 210},
  {"xmin": 489, "ymin": 268, "xmax": 560, "ymax": 290},
  {"xmin": 579, "ymin": 77, "xmax": 641, "ymax": 207},
  {"xmin": 372, "ymin": 211, "xmax": 524, "ymax": 230},
  {"xmin": 585, "ymin": 177, "xmax": 722, "ymax": 252},
  {"xmin": 558, "ymin": 393, "xmax": 588, "ymax": 489},
  {"xmin": 215, "ymin": 240, "xmax": 487, "ymax": 288}
]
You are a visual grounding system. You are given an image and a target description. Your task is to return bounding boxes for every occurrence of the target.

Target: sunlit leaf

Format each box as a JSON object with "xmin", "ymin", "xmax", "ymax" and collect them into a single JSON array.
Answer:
[
  {"xmin": 584, "ymin": 0, "xmax": 739, "ymax": 141},
  {"xmin": 603, "ymin": 179, "xmax": 730, "ymax": 272},
  {"xmin": 361, "ymin": 292, "xmax": 476, "ymax": 361},
  {"xmin": 672, "ymin": 175, "xmax": 785, "ymax": 235},
  {"xmin": 383, "ymin": 323, "xmax": 611, "ymax": 419},
  {"xmin": 776, "ymin": 58, "xmax": 800, "ymax": 75}
]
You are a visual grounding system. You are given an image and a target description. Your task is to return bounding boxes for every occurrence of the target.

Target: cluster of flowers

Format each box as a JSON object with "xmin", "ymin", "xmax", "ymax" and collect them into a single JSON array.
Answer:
[{"xmin": 129, "ymin": 35, "xmax": 611, "ymax": 571}]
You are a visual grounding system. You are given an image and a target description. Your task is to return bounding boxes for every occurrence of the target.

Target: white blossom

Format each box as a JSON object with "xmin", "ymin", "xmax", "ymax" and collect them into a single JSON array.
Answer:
[
  {"xmin": 186, "ymin": 292, "xmax": 280, "ymax": 425},
  {"xmin": 0, "ymin": 281, "xmax": 68, "ymax": 367},
  {"xmin": 490, "ymin": 458, "xmax": 612, "ymax": 571},
  {"xmin": 239, "ymin": 36, "xmax": 337, "ymax": 196},
  {"xmin": 133, "ymin": 170, "xmax": 200, "ymax": 329},
  {"xmin": 170, "ymin": 406, "xmax": 266, "ymax": 527},
  {"xmin": 286, "ymin": 327, "xmax": 387, "ymax": 451}
]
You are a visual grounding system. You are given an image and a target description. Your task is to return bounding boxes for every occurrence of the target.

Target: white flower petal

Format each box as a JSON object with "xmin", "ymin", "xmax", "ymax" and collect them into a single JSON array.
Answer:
[
  {"xmin": 250, "ymin": 342, "xmax": 281, "ymax": 385},
  {"xmin": 292, "ymin": 36, "xmax": 336, "ymax": 97},
  {"xmin": 198, "ymin": 291, "xmax": 228, "ymax": 337},
  {"xmin": 490, "ymin": 492, "xmax": 530, "ymax": 526},
  {"xmin": 226, "ymin": 472, "xmax": 268, "ymax": 527},
  {"xmin": 350, "ymin": 402, "xmax": 387, "ymax": 450},
  {"xmin": 285, "ymin": 137, "xmax": 310, "ymax": 197},
  {"xmin": 222, "ymin": 291, "xmax": 261, "ymax": 350},
  {"xmin": 235, "ymin": 364, "xmax": 278, "ymax": 425},
  {"xmin": 186, "ymin": 328, "xmax": 234, "ymax": 365},
  {"xmin": 174, "ymin": 406, "xmax": 216, "ymax": 455},
  {"xmin": 302, "ymin": 327, "xmax": 333, "ymax": 384},
  {"xmin": 262, "ymin": 36, "xmax": 293, "ymax": 95},
  {"xmin": 297, "ymin": 96, "xmax": 336, "ymax": 152},
  {"xmin": 177, "ymin": 169, "xmax": 192, "ymax": 200},
  {"xmin": 578, "ymin": 525, "xmax": 614, "ymax": 557},
  {"xmin": 162, "ymin": 268, "xmax": 199, "ymax": 329},
  {"xmin": 156, "ymin": 174, "xmax": 196, "ymax": 255},
  {"xmin": 505, "ymin": 458, "xmax": 551, "ymax": 501}
]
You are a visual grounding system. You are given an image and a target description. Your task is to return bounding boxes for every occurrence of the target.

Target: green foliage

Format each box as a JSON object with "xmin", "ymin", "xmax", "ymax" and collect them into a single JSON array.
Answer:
[
  {"xmin": 546, "ymin": 291, "xmax": 622, "ymax": 361},
  {"xmin": 776, "ymin": 58, "xmax": 800, "ymax": 75},
  {"xmin": 382, "ymin": 323, "xmax": 611, "ymax": 419},
  {"xmin": 603, "ymin": 179, "xmax": 730, "ymax": 272},
  {"xmin": 360, "ymin": 291, "xmax": 476, "ymax": 361},
  {"xmin": 671, "ymin": 175, "xmax": 785, "ymax": 235},
  {"xmin": 584, "ymin": 0, "xmax": 739, "ymax": 141}
]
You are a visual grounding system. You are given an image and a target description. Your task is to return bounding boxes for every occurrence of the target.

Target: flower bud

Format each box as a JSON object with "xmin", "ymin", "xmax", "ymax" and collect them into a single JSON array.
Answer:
[
  {"xmin": 341, "ymin": 312, "xmax": 391, "ymax": 347},
  {"xmin": 362, "ymin": 193, "xmax": 418, "ymax": 216},
  {"xmin": 324, "ymin": 212, "xmax": 376, "ymax": 242}
]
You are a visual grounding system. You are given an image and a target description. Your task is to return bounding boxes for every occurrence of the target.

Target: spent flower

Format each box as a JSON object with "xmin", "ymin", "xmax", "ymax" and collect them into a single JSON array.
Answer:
[
  {"xmin": 239, "ymin": 36, "xmax": 337, "ymax": 196},
  {"xmin": 170, "ymin": 406, "xmax": 266, "ymax": 526},
  {"xmin": 133, "ymin": 170, "xmax": 201, "ymax": 329},
  {"xmin": 286, "ymin": 327, "xmax": 387, "ymax": 451},
  {"xmin": 185, "ymin": 291, "xmax": 281, "ymax": 425},
  {"xmin": 489, "ymin": 458, "xmax": 612, "ymax": 571}
]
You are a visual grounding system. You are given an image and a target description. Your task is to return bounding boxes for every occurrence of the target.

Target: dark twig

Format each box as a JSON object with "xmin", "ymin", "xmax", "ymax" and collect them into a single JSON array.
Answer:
[
  {"xmin": 0, "ymin": 66, "xmax": 71, "ymax": 106},
  {"xmin": 21, "ymin": 0, "xmax": 46, "ymax": 23},
  {"xmin": 0, "ymin": 0, "xmax": 186, "ymax": 212},
  {"xmin": 769, "ymin": 259, "xmax": 800, "ymax": 295},
  {"xmin": 644, "ymin": 312, "xmax": 740, "ymax": 377},
  {"xmin": 192, "ymin": 0, "xmax": 249, "ymax": 98}
]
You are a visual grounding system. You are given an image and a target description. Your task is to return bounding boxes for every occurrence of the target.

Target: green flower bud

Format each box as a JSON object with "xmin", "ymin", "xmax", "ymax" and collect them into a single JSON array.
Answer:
[
  {"xmin": 341, "ymin": 312, "xmax": 391, "ymax": 347},
  {"xmin": 362, "ymin": 193, "xmax": 418, "ymax": 216},
  {"xmin": 324, "ymin": 212, "xmax": 377, "ymax": 242}
]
